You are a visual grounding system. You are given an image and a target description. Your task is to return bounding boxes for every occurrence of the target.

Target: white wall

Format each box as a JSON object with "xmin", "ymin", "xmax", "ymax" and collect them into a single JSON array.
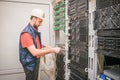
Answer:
[
  {"xmin": 2, "ymin": 0, "xmax": 51, "ymax": 3},
  {"xmin": 0, "ymin": 0, "xmax": 53, "ymax": 80}
]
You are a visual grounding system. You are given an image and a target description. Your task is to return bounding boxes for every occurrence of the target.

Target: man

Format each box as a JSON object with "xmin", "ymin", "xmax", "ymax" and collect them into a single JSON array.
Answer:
[{"xmin": 19, "ymin": 9, "xmax": 61, "ymax": 80}]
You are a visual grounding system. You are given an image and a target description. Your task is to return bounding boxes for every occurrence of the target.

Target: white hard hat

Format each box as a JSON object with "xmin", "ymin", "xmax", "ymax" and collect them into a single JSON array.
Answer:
[{"xmin": 31, "ymin": 9, "xmax": 45, "ymax": 20}]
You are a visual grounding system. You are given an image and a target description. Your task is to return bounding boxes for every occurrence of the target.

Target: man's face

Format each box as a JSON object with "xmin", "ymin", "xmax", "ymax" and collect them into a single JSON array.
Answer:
[{"xmin": 33, "ymin": 17, "xmax": 43, "ymax": 28}]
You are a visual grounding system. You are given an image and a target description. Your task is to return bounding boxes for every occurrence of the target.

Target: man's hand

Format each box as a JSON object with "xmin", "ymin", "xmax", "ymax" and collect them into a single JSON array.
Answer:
[{"xmin": 52, "ymin": 47, "xmax": 61, "ymax": 53}]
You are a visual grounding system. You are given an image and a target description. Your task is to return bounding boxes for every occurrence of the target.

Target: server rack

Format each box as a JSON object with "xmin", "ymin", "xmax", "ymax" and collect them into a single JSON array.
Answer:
[
  {"xmin": 95, "ymin": 0, "xmax": 120, "ymax": 79},
  {"xmin": 53, "ymin": 0, "xmax": 120, "ymax": 80},
  {"xmin": 53, "ymin": 0, "xmax": 70, "ymax": 80},
  {"xmin": 53, "ymin": 0, "xmax": 89, "ymax": 80},
  {"xmin": 68, "ymin": 0, "xmax": 89, "ymax": 80}
]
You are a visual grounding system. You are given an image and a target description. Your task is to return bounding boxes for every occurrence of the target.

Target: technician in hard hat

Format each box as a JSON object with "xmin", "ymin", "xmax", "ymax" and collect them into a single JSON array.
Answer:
[{"xmin": 19, "ymin": 9, "xmax": 61, "ymax": 80}]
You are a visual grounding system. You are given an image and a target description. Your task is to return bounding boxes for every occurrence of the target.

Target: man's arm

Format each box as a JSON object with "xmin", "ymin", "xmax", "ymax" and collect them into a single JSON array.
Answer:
[
  {"xmin": 20, "ymin": 33, "xmax": 61, "ymax": 57},
  {"xmin": 27, "ymin": 44, "xmax": 61, "ymax": 57}
]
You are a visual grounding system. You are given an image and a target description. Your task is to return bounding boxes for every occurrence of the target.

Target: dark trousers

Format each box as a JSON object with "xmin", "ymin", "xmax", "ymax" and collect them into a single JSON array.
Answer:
[{"xmin": 23, "ymin": 60, "xmax": 40, "ymax": 80}]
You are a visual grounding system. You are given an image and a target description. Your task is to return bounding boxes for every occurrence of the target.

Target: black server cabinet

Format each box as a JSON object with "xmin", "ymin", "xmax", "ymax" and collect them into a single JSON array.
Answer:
[
  {"xmin": 68, "ymin": 0, "xmax": 88, "ymax": 80},
  {"xmin": 96, "ymin": 0, "xmax": 120, "ymax": 66}
]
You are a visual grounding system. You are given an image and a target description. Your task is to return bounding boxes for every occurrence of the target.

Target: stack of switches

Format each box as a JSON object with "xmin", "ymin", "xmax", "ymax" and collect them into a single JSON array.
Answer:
[
  {"xmin": 96, "ymin": 0, "xmax": 120, "ymax": 58},
  {"xmin": 54, "ymin": 0, "xmax": 66, "ymax": 32}
]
